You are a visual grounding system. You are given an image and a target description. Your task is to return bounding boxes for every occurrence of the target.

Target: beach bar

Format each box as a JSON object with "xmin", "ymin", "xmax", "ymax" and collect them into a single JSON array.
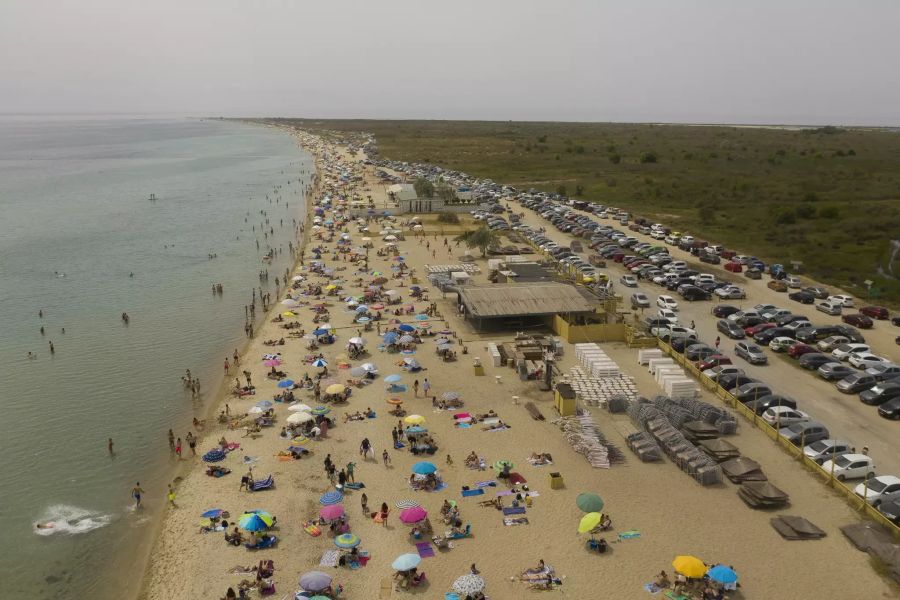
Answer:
[{"xmin": 456, "ymin": 282, "xmax": 597, "ymax": 332}]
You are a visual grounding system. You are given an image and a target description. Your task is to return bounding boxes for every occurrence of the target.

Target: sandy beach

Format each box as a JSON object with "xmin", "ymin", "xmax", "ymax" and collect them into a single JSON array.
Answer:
[{"xmin": 139, "ymin": 129, "xmax": 897, "ymax": 600}]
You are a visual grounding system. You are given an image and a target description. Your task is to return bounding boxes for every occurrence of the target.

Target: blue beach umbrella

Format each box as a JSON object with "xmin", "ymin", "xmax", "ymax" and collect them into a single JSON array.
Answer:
[
  {"xmin": 411, "ymin": 461, "xmax": 437, "ymax": 475},
  {"xmin": 383, "ymin": 332, "xmax": 399, "ymax": 344},
  {"xmin": 277, "ymin": 380, "xmax": 294, "ymax": 389},
  {"xmin": 238, "ymin": 512, "xmax": 274, "ymax": 531},
  {"xmin": 256, "ymin": 400, "xmax": 274, "ymax": 409},
  {"xmin": 356, "ymin": 316, "xmax": 371, "ymax": 323},
  {"xmin": 313, "ymin": 328, "xmax": 329, "ymax": 336},
  {"xmin": 203, "ymin": 449, "xmax": 226, "ymax": 463},
  {"xmin": 319, "ymin": 490, "xmax": 344, "ymax": 505},
  {"xmin": 355, "ymin": 305, "xmax": 369, "ymax": 313},
  {"xmin": 414, "ymin": 314, "xmax": 429, "ymax": 321},
  {"xmin": 201, "ymin": 509, "xmax": 224, "ymax": 518},
  {"xmin": 312, "ymin": 358, "xmax": 328, "ymax": 367},
  {"xmin": 334, "ymin": 533, "xmax": 361, "ymax": 549},
  {"xmin": 384, "ymin": 374, "xmax": 402, "ymax": 383},
  {"xmin": 398, "ymin": 324, "xmax": 415, "ymax": 332},
  {"xmin": 707, "ymin": 565, "xmax": 738, "ymax": 585},
  {"xmin": 406, "ymin": 425, "xmax": 427, "ymax": 434}
]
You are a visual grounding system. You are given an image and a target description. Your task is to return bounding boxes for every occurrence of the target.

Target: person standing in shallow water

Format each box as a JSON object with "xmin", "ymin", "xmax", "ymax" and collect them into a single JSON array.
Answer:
[{"xmin": 132, "ymin": 482, "xmax": 145, "ymax": 508}]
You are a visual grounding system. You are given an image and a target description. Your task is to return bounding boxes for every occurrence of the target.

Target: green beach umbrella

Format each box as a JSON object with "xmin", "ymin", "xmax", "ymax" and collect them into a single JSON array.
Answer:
[{"xmin": 576, "ymin": 492, "xmax": 604, "ymax": 513}]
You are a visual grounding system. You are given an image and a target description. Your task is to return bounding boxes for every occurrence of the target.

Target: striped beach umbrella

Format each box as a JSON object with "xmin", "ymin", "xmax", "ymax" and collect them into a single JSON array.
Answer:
[
  {"xmin": 394, "ymin": 499, "xmax": 420, "ymax": 509},
  {"xmin": 311, "ymin": 406, "xmax": 331, "ymax": 415},
  {"xmin": 319, "ymin": 490, "xmax": 343, "ymax": 505},
  {"xmin": 311, "ymin": 358, "xmax": 328, "ymax": 367},
  {"xmin": 334, "ymin": 533, "xmax": 360, "ymax": 549}
]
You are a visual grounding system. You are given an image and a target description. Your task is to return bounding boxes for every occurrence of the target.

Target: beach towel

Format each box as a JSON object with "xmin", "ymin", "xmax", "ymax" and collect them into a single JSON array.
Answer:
[
  {"xmin": 475, "ymin": 480, "xmax": 497, "ymax": 488},
  {"xmin": 461, "ymin": 488, "xmax": 484, "ymax": 497},
  {"xmin": 496, "ymin": 490, "xmax": 513, "ymax": 497},
  {"xmin": 319, "ymin": 550, "xmax": 340, "ymax": 568},
  {"xmin": 394, "ymin": 441, "xmax": 406, "ymax": 449},
  {"xmin": 415, "ymin": 542, "xmax": 435, "ymax": 558},
  {"xmin": 618, "ymin": 530, "xmax": 641, "ymax": 540},
  {"xmin": 503, "ymin": 517, "xmax": 529, "ymax": 526},
  {"xmin": 644, "ymin": 583, "xmax": 663, "ymax": 595},
  {"xmin": 427, "ymin": 481, "xmax": 447, "ymax": 492},
  {"xmin": 665, "ymin": 592, "xmax": 690, "ymax": 600},
  {"xmin": 304, "ymin": 523, "xmax": 322, "ymax": 537},
  {"xmin": 502, "ymin": 506, "xmax": 526, "ymax": 515},
  {"xmin": 484, "ymin": 425, "xmax": 509, "ymax": 432},
  {"xmin": 481, "ymin": 417, "xmax": 500, "ymax": 425},
  {"xmin": 345, "ymin": 482, "xmax": 366, "ymax": 490},
  {"xmin": 508, "ymin": 473, "xmax": 527, "ymax": 485},
  {"xmin": 453, "ymin": 412, "xmax": 470, "ymax": 419},
  {"xmin": 456, "ymin": 422, "xmax": 471, "ymax": 429}
]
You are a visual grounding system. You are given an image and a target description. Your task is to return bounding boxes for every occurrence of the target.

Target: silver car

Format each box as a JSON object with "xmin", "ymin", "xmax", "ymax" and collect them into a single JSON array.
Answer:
[{"xmin": 803, "ymin": 439, "xmax": 855, "ymax": 465}]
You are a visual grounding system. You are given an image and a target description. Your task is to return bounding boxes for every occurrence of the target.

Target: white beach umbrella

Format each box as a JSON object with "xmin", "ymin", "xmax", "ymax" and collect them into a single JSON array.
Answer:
[
  {"xmin": 292, "ymin": 275, "xmax": 305, "ymax": 282},
  {"xmin": 384, "ymin": 289, "xmax": 399, "ymax": 297},
  {"xmin": 384, "ymin": 235, "xmax": 398, "ymax": 241},
  {"xmin": 287, "ymin": 412, "xmax": 315, "ymax": 425},
  {"xmin": 288, "ymin": 403, "xmax": 313, "ymax": 412},
  {"xmin": 281, "ymin": 298, "xmax": 299, "ymax": 307},
  {"xmin": 248, "ymin": 406, "xmax": 264, "ymax": 415}
]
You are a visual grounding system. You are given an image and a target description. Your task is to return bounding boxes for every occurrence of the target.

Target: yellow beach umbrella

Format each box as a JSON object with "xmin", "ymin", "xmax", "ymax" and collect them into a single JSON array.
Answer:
[
  {"xmin": 577, "ymin": 512, "xmax": 603, "ymax": 534},
  {"xmin": 282, "ymin": 311, "xmax": 297, "ymax": 317},
  {"xmin": 672, "ymin": 555, "xmax": 707, "ymax": 578},
  {"xmin": 326, "ymin": 384, "xmax": 346, "ymax": 395},
  {"xmin": 404, "ymin": 414, "xmax": 425, "ymax": 425}
]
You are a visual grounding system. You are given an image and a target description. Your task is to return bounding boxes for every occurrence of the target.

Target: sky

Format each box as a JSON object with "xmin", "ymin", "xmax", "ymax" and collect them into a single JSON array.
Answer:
[{"xmin": 1, "ymin": 0, "xmax": 899, "ymax": 125}]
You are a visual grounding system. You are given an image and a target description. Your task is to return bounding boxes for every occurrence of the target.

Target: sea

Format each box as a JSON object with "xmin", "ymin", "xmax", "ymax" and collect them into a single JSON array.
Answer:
[{"xmin": 0, "ymin": 116, "xmax": 312, "ymax": 599}]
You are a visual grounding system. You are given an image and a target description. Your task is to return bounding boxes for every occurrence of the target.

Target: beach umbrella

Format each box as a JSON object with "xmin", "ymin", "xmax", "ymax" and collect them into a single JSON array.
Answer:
[
  {"xmin": 288, "ymin": 403, "xmax": 313, "ymax": 412},
  {"xmin": 281, "ymin": 298, "xmax": 299, "ymax": 307},
  {"xmin": 350, "ymin": 367, "xmax": 366, "ymax": 377},
  {"xmin": 435, "ymin": 337, "xmax": 451, "ymax": 345},
  {"xmin": 356, "ymin": 316, "xmax": 371, "ymax": 323},
  {"xmin": 312, "ymin": 358, "xmax": 328, "ymax": 367},
  {"xmin": 414, "ymin": 314, "xmax": 429, "ymax": 321},
  {"xmin": 384, "ymin": 235, "xmax": 398, "ymax": 241},
  {"xmin": 312, "ymin": 329, "xmax": 329, "ymax": 337},
  {"xmin": 405, "ymin": 425, "xmax": 426, "ymax": 434},
  {"xmin": 578, "ymin": 512, "xmax": 603, "ymax": 534},
  {"xmin": 391, "ymin": 553, "xmax": 421, "ymax": 572},
  {"xmin": 361, "ymin": 237, "xmax": 372, "ymax": 242},
  {"xmin": 404, "ymin": 414, "xmax": 425, "ymax": 425},
  {"xmin": 334, "ymin": 533, "xmax": 360, "ymax": 549},
  {"xmin": 361, "ymin": 362, "xmax": 377, "ymax": 372},
  {"xmin": 371, "ymin": 303, "xmax": 384, "ymax": 310},
  {"xmin": 348, "ymin": 337, "xmax": 365, "ymax": 346},
  {"xmin": 417, "ymin": 323, "xmax": 432, "ymax": 329},
  {"xmin": 311, "ymin": 406, "xmax": 331, "ymax": 415},
  {"xmin": 292, "ymin": 275, "xmax": 304, "ymax": 282},
  {"xmin": 398, "ymin": 323, "xmax": 415, "ymax": 332},
  {"xmin": 441, "ymin": 391, "xmax": 460, "ymax": 401},
  {"xmin": 411, "ymin": 461, "xmax": 436, "ymax": 475},
  {"xmin": 298, "ymin": 571, "xmax": 332, "ymax": 592},
  {"xmin": 255, "ymin": 400, "xmax": 274, "ymax": 409},
  {"xmin": 399, "ymin": 506, "xmax": 427, "ymax": 524},
  {"xmin": 493, "ymin": 460, "xmax": 514, "ymax": 471},
  {"xmin": 291, "ymin": 435, "xmax": 311, "ymax": 445},
  {"xmin": 319, "ymin": 490, "xmax": 344, "ymax": 505},
  {"xmin": 325, "ymin": 384, "xmax": 346, "ymax": 395},
  {"xmin": 319, "ymin": 504, "xmax": 345, "ymax": 521},
  {"xmin": 239, "ymin": 512, "xmax": 274, "ymax": 531},
  {"xmin": 201, "ymin": 509, "xmax": 224, "ymax": 518},
  {"xmin": 248, "ymin": 406, "xmax": 264, "ymax": 415},
  {"xmin": 672, "ymin": 556, "xmax": 707, "ymax": 578},
  {"xmin": 395, "ymin": 499, "xmax": 420, "ymax": 509},
  {"xmin": 707, "ymin": 565, "xmax": 738, "ymax": 585},
  {"xmin": 264, "ymin": 359, "xmax": 282, "ymax": 367},
  {"xmin": 384, "ymin": 374, "xmax": 403, "ymax": 383},
  {"xmin": 383, "ymin": 332, "xmax": 399, "ymax": 344},
  {"xmin": 202, "ymin": 449, "xmax": 226, "ymax": 463},
  {"xmin": 452, "ymin": 574, "xmax": 486, "ymax": 596},
  {"xmin": 399, "ymin": 335, "xmax": 415, "ymax": 344},
  {"xmin": 355, "ymin": 305, "xmax": 369, "ymax": 313},
  {"xmin": 277, "ymin": 379, "xmax": 294, "ymax": 389},
  {"xmin": 384, "ymin": 289, "xmax": 400, "ymax": 297},
  {"xmin": 281, "ymin": 311, "xmax": 297, "ymax": 318},
  {"xmin": 576, "ymin": 493, "xmax": 604, "ymax": 513},
  {"xmin": 403, "ymin": 357, "xmax": 420, "ymax": 367},
  {"xmin": 437, "ymin": 343, "xmax": 451, "ymax": 352},
  {"xmin": 287, "ymin": 412, "xmax": 314, "ymax": 425},
  {"xmin": 324, "ymin": 284, "xmax": 337, "ymax": 291}
]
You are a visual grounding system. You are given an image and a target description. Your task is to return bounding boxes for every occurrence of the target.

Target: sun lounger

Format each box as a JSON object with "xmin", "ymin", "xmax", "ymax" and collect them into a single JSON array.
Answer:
[{"xmin": 249, "ymin": 475, "xmax": 274, "ymax": 492}]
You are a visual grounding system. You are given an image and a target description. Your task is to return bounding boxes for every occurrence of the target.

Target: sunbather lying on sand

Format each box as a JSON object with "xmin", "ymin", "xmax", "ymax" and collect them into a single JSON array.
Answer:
[
  {"xmin": 482, "ymin": 421, "xmax": 509, "ymax": 431},
  {"xmin": 528, "ymin": 452, "xmax": 553, "ymax": 464}
]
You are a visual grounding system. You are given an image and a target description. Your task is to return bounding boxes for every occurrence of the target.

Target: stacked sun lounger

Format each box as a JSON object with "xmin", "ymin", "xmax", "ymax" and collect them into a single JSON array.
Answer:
[
  {"xmin": 770, "ymin": 516, "xmax": 826, "ymax": 540},
  {"xmin": 698, "ymin": 438, "xmax": 740, "ymax": 462},
  {"xmin": 555, "ymin": 413, "xmax": 624, "ymax": 468},
  {"xmin": 720, "ymin": 457, "xmax": 768, "ymax": 483},
  {"xmin": 738, "ymin": 481, "xmax": 789, "ymax": 509},
  {"xmin": 574, "ymin": 343, "xmax": 620, "ymax": 377},
  {"xmin": 486, "ymin": 342, "xmax": 502, "ymax": 367},
  {"xmin": 637, "ymin": 348, "xmax": 664, "ymax": 365},
  {"xmin": 561, "ymin": 367, "xmax": 638, "ymax": 409}
]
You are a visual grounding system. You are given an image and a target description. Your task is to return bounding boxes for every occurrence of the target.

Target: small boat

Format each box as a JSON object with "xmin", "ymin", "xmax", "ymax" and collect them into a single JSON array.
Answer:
[{"xmin": 148, "ymin": 193, "xmax": 157, "ymax": 202}]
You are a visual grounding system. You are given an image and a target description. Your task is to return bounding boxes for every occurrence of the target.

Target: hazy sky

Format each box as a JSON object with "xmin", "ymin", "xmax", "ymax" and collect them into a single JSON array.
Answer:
[{"xmin": 2, "ymin": 0, "xmax": 899, "ymax": 125}]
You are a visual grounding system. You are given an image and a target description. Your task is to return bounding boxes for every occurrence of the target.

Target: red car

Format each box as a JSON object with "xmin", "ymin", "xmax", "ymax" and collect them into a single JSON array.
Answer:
[
  {"xmin": 842, "ymin": 313, "xmax": 874, "ymax": 329},
  {"xmin": 724, "ymin": 262, "xmax": 743, "ymax": 273},
  {"xmin": 788, "ymin": 343, "xmax": 817, "ymax": 358},
  {"xmin": 697, "ymin": 355, "xmax": 732, "ymax": 370},
  {"xmin": 746, "ymin": 322, "xmax": 776, "ymax": 336},
  {"xmin": 860, "ymin": 306, "xmax": 889, "ymax": 320}
]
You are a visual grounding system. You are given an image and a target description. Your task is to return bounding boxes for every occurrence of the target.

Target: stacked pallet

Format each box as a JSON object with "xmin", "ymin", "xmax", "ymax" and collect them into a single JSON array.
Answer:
[
  {"xmin": 646, "ymin": 358, "xmax": 698, "ymax": 400},
  {"xmin": 486, "ymin": 342, "xmax": 502, "ymax": 367},
  {"xmin": 638, "ymin": 348, "xmax": 665, "ymax": 365},
  {"xmin": 562, "ymin": 367, "xmax": 638, "ymax": 409},
  {"xmin": 574, "ymin": 343, "xmax": 621, "ymax": 377},
  {"xmin": 555, "ymin": 413, "xmax": 624, "ymax": 468}
]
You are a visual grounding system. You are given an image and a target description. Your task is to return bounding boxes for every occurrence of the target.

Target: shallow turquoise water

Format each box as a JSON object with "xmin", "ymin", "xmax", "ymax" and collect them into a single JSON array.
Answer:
[{"xmin": 0, "ymin": 117, "xmax": 311, "ymax": 598}]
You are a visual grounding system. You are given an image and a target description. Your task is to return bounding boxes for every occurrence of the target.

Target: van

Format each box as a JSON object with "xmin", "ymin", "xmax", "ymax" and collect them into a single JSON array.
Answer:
[{"xmin": 816, "ymin": 301, "xmax": 842, "ymax": 316}]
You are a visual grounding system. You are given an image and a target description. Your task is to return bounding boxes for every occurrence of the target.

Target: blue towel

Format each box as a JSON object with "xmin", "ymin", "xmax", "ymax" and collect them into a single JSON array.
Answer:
[
  {"xmin": 503, "ymin": 506, "xmax": 526, "ymax": 515},
  {"xmin": 461, "ymin": 488, "xmax": 484, "ymax": 497}
]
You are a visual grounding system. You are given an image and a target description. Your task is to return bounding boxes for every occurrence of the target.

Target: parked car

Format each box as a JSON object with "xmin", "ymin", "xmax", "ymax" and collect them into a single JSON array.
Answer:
[
  {"xmin": 878, "ymin": 398, "xmax": 900, "ymax": 419},
  {"xmin": 734, "ymin": 382, "xmax": 773, "ymax": 403},
  {"xmin": 734, "ymin": 342, "xmax": 767, "ymax": 364},
  {"xmin": 827, "ymin": 295, "xmax": 854, "ymax": 307},
  {"xmin": 803, "ymin": 439, "xmax": 854, "ymax": 465},
  {"xmin": 680, "ymin": 286, "xmax": 712, "ymax": 301},
  {"xmin": 802, "ymin": 286, "xmax": 830, "ymax": 299},
  {"xmin": 789, "ymin": 291, "xmax": 816, "ymax": 305},
  {"xmin": 685, "ymin": 344, "xmax": 715, "ymax": 361},
  {"xmin": 832, "ymin": 343, "xmax": 870, "ymax": 361},
  {"xmin": 712, "ymin": 304, "xmax": 740, "ymax": 318},
  {"xmin": 769, "ymin": 337, "xmax": 796, "ymax": 352},
  {"xmin": 715, "ymin": 286, "xmax": 746, "ymax": 300},
  {"xmin": 630, "ymin": 293, "xmax": 651, "ymax": 309},
  {"xmin": 717, "ymin": 373, "xmax": 758, "ymax": 391},
  {"xmin": 799, "ymin": 353, "xmax": 834, "ymax": 370},
  {"xmin": 820, "ymin": 454, "xmax": 876, "ymax": 482},
  {"xmin": 717, "ymin": 319, "xmax": 746, "ymax": 339},
  {"xmin": 745, "ymin": 269, "xmax": 762, "ymax": 280},
  {"xmin": 817, "ymin": 335, "xmax": 850, "ymax": 352},
  {"xmin": 836, "ymin": 372, "xmax": 878, "ymax": 394},
  {"xmin": 702, "ymin": 365, "xmax": 745, "ymax": 380},
  {"xmin": 816, "ymin": 301, "xmax": 843, "ymax": 316},
  {"xmin": 756, "ymin": 328, "xmax": 795, "ymax": 345},
  {"xmin": 817, "ymin": 362, "xmax": 856, "ymax": 381},
  {"xmin": 860, "ymin": 382, "xmax": 900, "ymax": 406},
  {"xmin": 657, "ymin": 295, "xmax": 678, "ymax": 311},
  {"xmin": 763, "ymin": 407, "xmax": 810, "ymax": 427},
  {"xmin": 747, "ymin": 394, "xmax": 797, "ymax": 416},
  {"xmin": 848, "ymin": 352, "xmax": 888, "ymax": 369},
  {"xmin": 859, "ymin": 306, "xmax": 889, "ymax": 320},
  {"xmin": 768, "ymin": 280, "xmax": 788, "ymax": 292},
  {"xmin": 779, "ymin": 421, "xmax": 830, "ymax": 446},
  {"xmin": 788, "ymin": 343, "xmax": 817, "ymax": 358},
  {"xmin": 842, "ymin": 313, "xmax": 874, "ymax": 329},
  {"xmin": 855, "ymin": 475, "xmax": 900, "ymax": 506},
  {"xmin": 866, "ymin": 363, "xmax": 900, "ymax": 382},
  {"xmin": 620, "ymin": 274, "xmax": 638, "ymax": 287},
  {"xmin": 876, "ymin": 492, "xmax": 900, "ymax": 524},
  {"xmin": 697, "ymin": 355, "xmax": 732, "ymax": 371}
]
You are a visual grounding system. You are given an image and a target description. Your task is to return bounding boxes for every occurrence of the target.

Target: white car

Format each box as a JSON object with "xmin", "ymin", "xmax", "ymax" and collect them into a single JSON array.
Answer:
[
  {"xmin": 831, "ymin": 343, "xmax": 870, "ymax": 361},
  {"xmin": 620, "ymin": 275, "xmax": 638, "ymax": 287},
  {"xmin": 657, "ymin": 295, "xmax": 679, "ymax": 311},
  {"xmin": 848, "ymin": 352, "xmax": 888, "ymax": 369},
  {"xmin": 783, "ymin": 320, "xmax": 812, "ymax": 332},
  {"xmin": 855, "ymin": 475, "xmax": 900, "ymax": 506},
  {"xmin": 715, "ymin": 286, "xmax": 746, "ymax": 299},
  {"xmin": 769, "ymin": 337, "xmax": 796, "ymax": 352},
  {"xmin": 657, "ymin": 309, "xmax": 679, "ymax": 324},
  {"xmin": 827, "ymin": 295, "xmax": 854, "ymax": 307},
  {"xmin": 727, "ymin": 310, "xmax": 760, "ymax": 323},
  {"xmin": 754, "ymin": 304, "xmax": 777, "ymax": 313},
  {"xmin": 820, "ymin": 454, "xmax": 876, "ymax": 482},
  {"xmin": 762, "ymin": 407, "xmax": 810, "ymax": 427},
  {"xmin": 651, "ymin": 325, "xmax": 697, "ymax": 340}
]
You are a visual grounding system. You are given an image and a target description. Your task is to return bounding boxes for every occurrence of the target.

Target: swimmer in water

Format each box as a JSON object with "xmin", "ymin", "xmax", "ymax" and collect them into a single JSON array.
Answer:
[{"xmin": 36, "ymin": 522, "xmax": 55, "ymax": 530}]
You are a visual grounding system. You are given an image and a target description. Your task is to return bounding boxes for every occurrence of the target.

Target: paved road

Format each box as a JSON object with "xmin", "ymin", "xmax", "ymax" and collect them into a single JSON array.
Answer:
[{"xmin": 513, "ymin": 204, "xmax": 900, "ymax": 476}]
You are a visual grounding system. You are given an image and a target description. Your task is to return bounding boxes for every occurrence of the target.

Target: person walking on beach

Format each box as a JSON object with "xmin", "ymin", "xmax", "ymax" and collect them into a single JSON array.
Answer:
[
  {"xmin": 167, "ymin": 484, "xmax": 176, "ymax": 507},
  {"xmin": 49, "ymin": 341, "xmax": 55, "ymax": 354},
  {"xmin": 413, "ymin": 379, "xmax": 419, "ymax": 397},
  {"xmin": 423, "ymin": 378, "xmax": 430, "ymax": 396},
  {"xmin": 338, "ymin": 469, "xmax": 347, "ymax": 487},
  {"xmin": 361, "ymin": 493, "xmax": 369, "ymax": 515},
  {"xmin": 391, "ymin": 428, "xmax": 398, "ymax": 446},
  {"xmin": 360, "ymin": 438, "xmax": 371, "ymax": 458},
  {"xmin": 168, "ymin": 429, "xmax": 175, "ymax": 450},
  {"xmin": 346, "ymin": 461, "xmax": 356, "ymax": 483},
  {"xmin": 324, "ymin": 453, "xmax": 332, "ymax": 474},
  {"xmin": 233, "ymin": 349, "xmax": 239, "ymax": 366},
  {"xmin": 132, "ymin": 482, "xmax": 145, "ymax": 509},
  {"xmin": 382, "ymin": 449, "xmax": 391, "ymax": 467},
  {"xmin": 224, "ymin": 358, "xmax": 230, "ymax": 375},
  {"xmin": 175, "ymin": 437, "xmax": 182, "ymax": 459},
  {"xmin": 187, "ymin": 432, "xmax": 196, "ymax": 455}
]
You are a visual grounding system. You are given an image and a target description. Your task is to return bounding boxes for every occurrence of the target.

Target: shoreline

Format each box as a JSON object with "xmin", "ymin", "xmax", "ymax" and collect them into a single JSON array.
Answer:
[{"xmin": 133, "ymin": 124, "xmax": 318, "ymax": 600}]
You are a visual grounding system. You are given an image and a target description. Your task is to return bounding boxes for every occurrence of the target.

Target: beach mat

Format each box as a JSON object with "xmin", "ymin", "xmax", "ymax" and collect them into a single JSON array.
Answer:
[
  {"xmin": 618, "ymin": 530, "xmax": 641, "ymax": 540},
  {"xmin": 503, "ymin": 517, "xmax": 529, "ymax": 526},
  {"xmin": 461, "ymin": 488, "xmax": 484, "ymax": 497},
  {"xmin": 502, "ymin": 507, "xmax": 526, "ymax": 515},
  {"xmin": 644, "ymin": 583, "xmax": 662, "ymax": 595},
  {"xmin": 415, "ymin": 541, "xmax": 435, "ymax": 558},
  {"xmin": 475, "ymin": 480, "xmax": 497, "ymax": 488},
  {"xmin": 508, "ymin": 473, "xmax": 527, "ymax": 485},
  {"xmin": 320, "ymin": 549, "xmax": 340, "ymax": 567}
]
